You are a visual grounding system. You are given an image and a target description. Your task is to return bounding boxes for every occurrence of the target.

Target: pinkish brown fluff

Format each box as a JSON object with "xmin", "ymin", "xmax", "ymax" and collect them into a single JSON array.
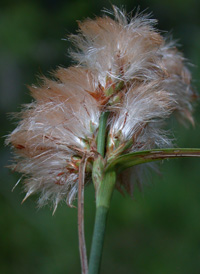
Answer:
[{"xmin": 6, "ymin": 6, "xmax": 196, "ymax": 211}]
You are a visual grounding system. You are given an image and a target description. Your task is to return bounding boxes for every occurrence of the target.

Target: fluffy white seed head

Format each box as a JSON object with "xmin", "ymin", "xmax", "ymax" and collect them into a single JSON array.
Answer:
[
  {"xmin": 6, "ymin": 68, "xmax": 100, "ymax": 210},
  {"xmin": 6, "ymin": 6, "xmax": 196, "ymax": 209}
]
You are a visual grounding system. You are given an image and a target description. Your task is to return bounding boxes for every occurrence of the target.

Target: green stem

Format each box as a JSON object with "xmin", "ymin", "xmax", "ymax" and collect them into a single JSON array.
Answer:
[
  {"xmin": 89, "ymin": 171, "xmax": 116, "ymax": 274},
  {"xmin": 89, "ymin": 111, "xmax": 116, "ymax": 274},
  {"xmin": 88, "ymin": 206, "xmax": 108, "ymax": 274},
  {"xmin": 97, "ymin": 112, "xmax": 109, "ymax": 157}
]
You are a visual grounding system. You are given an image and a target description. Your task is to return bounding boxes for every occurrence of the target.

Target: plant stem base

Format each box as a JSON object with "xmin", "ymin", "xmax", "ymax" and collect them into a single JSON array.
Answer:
[{"xmin": 89, "ymin": 206, "xmax": 108, "ymax": 274}]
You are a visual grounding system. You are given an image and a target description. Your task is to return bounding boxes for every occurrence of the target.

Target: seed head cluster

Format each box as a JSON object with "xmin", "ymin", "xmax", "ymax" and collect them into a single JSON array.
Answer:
[{"xmin": 6, "ymin": 7, "xmax": 196, "ymax": 211}]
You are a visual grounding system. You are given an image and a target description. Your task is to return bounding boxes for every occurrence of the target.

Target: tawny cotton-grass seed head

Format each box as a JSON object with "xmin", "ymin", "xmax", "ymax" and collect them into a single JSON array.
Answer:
[
  {"xmin": 6, "ymin": 67, "xmax": 100, "ymax": 211},
  {"xmin": 6, "ymin": 6, "xmax": 196, "ymax": 211}
]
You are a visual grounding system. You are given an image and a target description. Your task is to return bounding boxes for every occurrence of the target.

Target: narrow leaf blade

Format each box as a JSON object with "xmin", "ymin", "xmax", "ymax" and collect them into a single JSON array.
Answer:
[{"xmin": 106, "ymin": 148, "xmax": 200, "ymax": 173}]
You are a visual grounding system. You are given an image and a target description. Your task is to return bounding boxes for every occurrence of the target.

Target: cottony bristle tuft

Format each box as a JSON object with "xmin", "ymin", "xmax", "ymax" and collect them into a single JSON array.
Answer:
[{"xmin": 6, "ymin": 6, "xmax": 196, "ymax": 210}]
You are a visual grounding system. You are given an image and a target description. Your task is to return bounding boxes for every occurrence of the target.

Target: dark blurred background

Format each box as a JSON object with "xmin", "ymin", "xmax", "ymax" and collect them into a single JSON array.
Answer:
[{"xmin": 1, "ymin": 0, "xmax": 200, "ymax": 273}]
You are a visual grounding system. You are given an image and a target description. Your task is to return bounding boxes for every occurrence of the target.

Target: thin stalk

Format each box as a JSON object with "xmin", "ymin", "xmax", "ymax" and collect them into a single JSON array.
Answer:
[
  {"xmin": 88, "ymin": 206, "xmax": 108, "ymax": 274},
  {"xmin": 78, "ymin": 154, "xmax": 89, "ymax": 274},
  {"xmin": 89, "ymin": 171, "xmax": 116, "ymax": 274},
  {"xmin": 97, "ymin": 112, "xmax": 109, "ymax": 156},
  {"xmin": 89, "ymin": 111, "xmax": 115, "ymax": 274}
]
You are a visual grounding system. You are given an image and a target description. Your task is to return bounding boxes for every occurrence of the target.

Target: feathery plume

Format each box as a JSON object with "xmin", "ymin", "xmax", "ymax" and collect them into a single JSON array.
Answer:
[{"xmin": 6, "ymin": 6, "xmax": 196, "ymax": 211}]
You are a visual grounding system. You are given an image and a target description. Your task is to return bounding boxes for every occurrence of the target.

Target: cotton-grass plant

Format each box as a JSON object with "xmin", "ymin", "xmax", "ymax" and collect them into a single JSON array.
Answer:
[{"xmin": 6, "ymin": 6, "xmax": 200, "ymax": 274}]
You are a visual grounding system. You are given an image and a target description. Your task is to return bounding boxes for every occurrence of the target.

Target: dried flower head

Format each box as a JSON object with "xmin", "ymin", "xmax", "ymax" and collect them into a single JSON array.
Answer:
[{"xmin": 6, "ymin": 7, "xmax": 196, "ymax": 211}]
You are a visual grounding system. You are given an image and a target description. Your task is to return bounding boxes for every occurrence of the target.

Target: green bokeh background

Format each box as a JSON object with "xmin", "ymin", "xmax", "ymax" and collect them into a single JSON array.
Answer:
[{"xmin": 1, "ymin": 0, "xmax": 200, "ymax": 273}]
